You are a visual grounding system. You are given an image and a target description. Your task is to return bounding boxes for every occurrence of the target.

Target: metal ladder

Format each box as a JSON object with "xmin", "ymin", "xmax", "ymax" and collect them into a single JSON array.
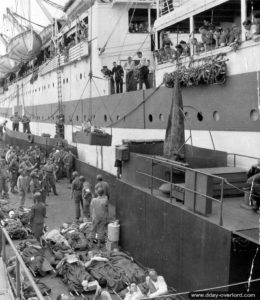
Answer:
[{"xmin": 57, "ymin": 55, "xmax": 62, "ymax": 113}]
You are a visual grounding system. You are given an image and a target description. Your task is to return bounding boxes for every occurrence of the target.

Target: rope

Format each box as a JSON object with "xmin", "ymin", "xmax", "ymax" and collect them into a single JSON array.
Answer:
[
  {"xmin": 92, "ymin": 78, "xmax": 113, "ymax": 123},
  {"xmin": 247, "ymin": 247, "xmax": 259, "ymax": 292},
  {"xmin": 118, "ymin": 1, "xmax": 138, "ymax": 60},
  {"xmin": 99, "ymin": 0, "xmax": 133, "ymax": 55},
  {"xmin": 70, "ymin": 77, "xmax": 90, "ymax": 121},
  {"xmin": 12, "ymin": 12, "xmax": 45, "ymax": 28},
  {"xmin": 107, "ymin": 82, "xmax": 163, "ymax": 128},
  {"xmin": 131, "ymin": 277, "xmax": 260, "ymax": 300}
]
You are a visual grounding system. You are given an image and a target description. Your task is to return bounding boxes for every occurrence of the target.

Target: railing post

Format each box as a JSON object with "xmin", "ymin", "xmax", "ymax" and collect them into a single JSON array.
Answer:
[
  {"xmin": 1, "ymin": 229, "xmax": 6, "ymax": 263},
  {"xmin": 193, "ymin": 172, "xmax": 197, "ymax": 212},
  {"xmin": 170, "ymin": 166, "xmax": 173, "ymax": 203},
  {"xmin": 16, "ymin": 258, "xmax": 21, "ymax": 299},
  {"xmin": 233, "ymin": 154, "xmax": 236, "ymax": 167},
  {"xmin": 151, "ymin": 160, "xmax": 154, "ymax": 195},
  {"xmin": 219, "ymin": 179, "xmax": 224, "ymax": 226}
]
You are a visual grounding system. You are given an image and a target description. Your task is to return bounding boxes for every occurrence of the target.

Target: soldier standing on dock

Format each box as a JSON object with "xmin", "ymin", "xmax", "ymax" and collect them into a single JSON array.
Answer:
[
  {"xmin": 10, "ymin": 112, "xmax": 21, "ymax": 131},
  {"xmin": 42, "ymin": 159, "xmax": 58, "ymax": 196}
]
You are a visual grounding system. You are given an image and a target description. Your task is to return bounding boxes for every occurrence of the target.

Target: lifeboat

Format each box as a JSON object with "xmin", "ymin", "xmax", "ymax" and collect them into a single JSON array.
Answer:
[
  {"xmin": 7, "ymin": 30, "xmax": 42, "ymax": 62},
  {"xmin": 0, "ymin": 54, "xmax": 20, "ymax": 74}
]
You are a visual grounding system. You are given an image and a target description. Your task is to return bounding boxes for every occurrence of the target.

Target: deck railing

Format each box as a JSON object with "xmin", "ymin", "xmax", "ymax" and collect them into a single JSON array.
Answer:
[
  {"xmin": 1, "ymin": 227, "xmax": 45, "ymax": 300},
  {"xmin": 135, "ymin": 154, "xmax": 225, "ymax": 226},
  {"xmin": 228, "ymin": 153, "xmax": 260, "ymax": 169}
]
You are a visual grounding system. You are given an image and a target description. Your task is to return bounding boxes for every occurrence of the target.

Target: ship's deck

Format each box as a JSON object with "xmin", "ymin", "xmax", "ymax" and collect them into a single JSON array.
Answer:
[
  {"xmin": 136, "ymin": 185, "xmax": 260, "ymax": 243},
  {"xmin": 5, "ymin": 179, "xmax": 117, "ymax": 300}
]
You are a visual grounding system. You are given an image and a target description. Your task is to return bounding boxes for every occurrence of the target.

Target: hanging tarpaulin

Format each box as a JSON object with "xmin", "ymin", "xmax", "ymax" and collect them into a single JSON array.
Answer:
[
  {"xmin": 163, "ymin": 75, "xmax": 185, "ymax": 161},
  {"xmin": 72, "ymin": 130, "xmax": 112, "ymax": 146}
]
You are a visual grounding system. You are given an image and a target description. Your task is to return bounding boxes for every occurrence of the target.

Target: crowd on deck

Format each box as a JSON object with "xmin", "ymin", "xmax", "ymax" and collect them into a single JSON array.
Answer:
[
  {"xmin": 129, "ymin": 22, "xmax": 149, "ymax": 33},
  {"xmin": 155, "ymin": 14, "xmax": 260, "ymax": 64},
  {"xmin": 0, "ymin": 140, "xmax": 172, "ymax": 300},
  {"xmin": 101, "ymin": 51, "xmax": 151, "ymax": 94}
]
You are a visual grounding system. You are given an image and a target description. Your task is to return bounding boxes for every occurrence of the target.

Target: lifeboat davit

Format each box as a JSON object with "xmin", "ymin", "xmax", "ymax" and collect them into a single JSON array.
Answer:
[
  {"xmin": 0, "ymin": 54, "xmax": 20, "ymax": 74},
  {"xmin": 7, "ymin": 30, "xmax": 42, "ymax": 62}
]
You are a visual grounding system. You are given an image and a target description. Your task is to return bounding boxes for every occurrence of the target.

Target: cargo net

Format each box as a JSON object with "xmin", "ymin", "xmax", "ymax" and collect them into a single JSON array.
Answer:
[{"xmin": 163, "ymin": 55, "xmax": 227, "ymax": 88}]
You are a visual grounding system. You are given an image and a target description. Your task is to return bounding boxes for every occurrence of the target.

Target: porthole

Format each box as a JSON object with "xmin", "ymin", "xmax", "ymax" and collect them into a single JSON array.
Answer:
[
  {"xmin": 53, "ymin": 83, "xmax": 55, "ymax": 87},
  {"xmin": 104, "ymin": 115, "xmax": 107, "ymax": 122},
  {"xmin": 80, "ymin": 73, "xmax": 82, "ymax": 79},
  {"xmin": 76, "ymin": 115, "xmax": 79, "ymax": 121},
  {"xmin": 117, "ymin": 115, "xmax": 120, "ymax": 120},
  {"xmin": 93, "ymin": 115, "xmax": 96, "ymax": 120},
  {"xmin": 63, "ymin": 79, "xmax": 65, "ymax": 84},
  {"xmin": 148, "ymin": 114, "xmax": 153, "ymax": 122},
  {"xmin": 66, "ymin": 78, "xmax": 68, "ymax": 83},
  {"xmin": 213, "ymin": 111, "xmax": 220, "ymax": 121},
  {"xmin": 250, "ymin": 109, "xmax": 259, "ymax": 121},
  {"xmin": 197, "ymin": 112, "xmax": 203, "ymax": 122},
  {"xmin": 159, "ymin": 114, "xmax": 164, "ymax": 122}
]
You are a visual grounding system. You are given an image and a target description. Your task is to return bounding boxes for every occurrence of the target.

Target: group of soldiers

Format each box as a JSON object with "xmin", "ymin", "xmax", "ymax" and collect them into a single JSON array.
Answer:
[
  {"xmin": 71, "ymin": 172, "xmax": 110, "ymax": 248},
  {"xmin": 10, "ymin": 112, "xmax": 31, "ymax": 133},
  {"xmin": 0, "ymin": 143, "xmax": 110, "ymax": 248},
  {"xmin": 0, "ymin": 144, "xmax": 75, "ymax": 210}
]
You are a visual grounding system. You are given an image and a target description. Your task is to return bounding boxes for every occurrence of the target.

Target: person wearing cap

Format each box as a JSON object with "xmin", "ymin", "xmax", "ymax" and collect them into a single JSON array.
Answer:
[
  {"xmin": 95, "ymin": 175, "xmax": 110, "ymax": 200},
  {"xmin": 10, "ymin": 112, "xmax": 21, "ymax": 131},
  {"xmin": 63, "ymin": 150, "xmax": 75, "ymax": 183},
  {"xmin": 17, "ymin": 169, "xmax": 29, "ymax": 211},
  {"xmin": 90, "ymin": 186, "xmax": 109, "ymax": 248},
  {"xmin": 42, "ymin": 159, "xmax": 58, "ymax": 195},
  {"xmin": 111, "ymin": 61, "xmax": 124, "ymax": 94},
  {"xmin": 30, "ymin": 172, "xmax": 42, "ymax": 201},
  {"xmin": 82, "ymin": 181, "xmax": 93, "ymax": 220},
  {"xmin": 0, "ymin": 155, "xmax": 9, "ymax": 199},
  {"xmin": 53, "ymin": 149, "xmax": 62, "ymax": 180},
  {"xmin": 30, "ymin": 192, "xmax": 46, "ymax": 241},
  {"xmin": 124, "ymin": 56, "xmax": 136, "ymax": 92},
  {"xmin": 71, "ymin": 172, "xmax": 84, "ymax": 220},
  {"xmin": 21, "ymin": 114, "xmax": 31, "ymax": 133},
  {"xmin": 136, "ymin": 51, "xmax": 150, "ymax": 90},
  {"xmin": 8, "ymin": 154, "xmax": 19, "ymax": 193}
]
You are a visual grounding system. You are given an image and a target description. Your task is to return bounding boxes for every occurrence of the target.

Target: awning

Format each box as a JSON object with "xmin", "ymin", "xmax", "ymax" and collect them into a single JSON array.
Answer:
[{"xmin": 154, "ymin": 0, "xmax": 230, "ymax": 31}]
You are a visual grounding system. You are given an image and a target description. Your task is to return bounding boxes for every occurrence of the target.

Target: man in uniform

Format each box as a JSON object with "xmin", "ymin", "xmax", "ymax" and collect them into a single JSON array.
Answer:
[
  {"xmin": 0, "ymin": 155, "xmax": 9, "ymax": 199},
  {"xmin": 90, "ymin": 186, "xmax": 108, "ymax": 248},
  {"xmin": 136, "ymin": 51, "xmax": 150, "ymax": 90},
  {"xmin": 71, "ymin": 172, "xmax": 84, "ymax": 220},
  {"xmin": 42, "ymin": 159, "xmax": 58, "ymax": 195},
  {"xmin": 10, "ymin": 112, "xmax": 21, "ymax": 131},
  {"xmin": 17, "ymin": 169, "xmax": 29, "ymax": 211},
  {"xmin": 21, "ymin": 114, "xmax": 31, "ymax": 133},
  {"xmin": 95, "ymin": 175, "xmax": 110, "ymax": 200},
  {"xmin": 111, "ymin": 61, "xmax": 124, "ymax": 94},
  {"xmin": 63, "ymin": 150, "xmax": 75, "ymax": 183},
  {"xmin": 8, "ymin": 154, "xmax": 19, "ymax": 193},
  {"xmin": 53, "ymin": 150, "xmax": 62, "ymax": 180},
  {"xmin": 82, "ymin": 179, "xmax": 92, "ymax": 220},
  {"xmin": 30, "ymin": 172, "xmax": 42, "ymax": 200}
]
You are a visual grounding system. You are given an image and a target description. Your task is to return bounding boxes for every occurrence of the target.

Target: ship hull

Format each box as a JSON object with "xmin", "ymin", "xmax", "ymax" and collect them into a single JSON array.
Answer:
[{"xmin": 3, "ymin": 128, "xmax": 77, "ymax": 156}]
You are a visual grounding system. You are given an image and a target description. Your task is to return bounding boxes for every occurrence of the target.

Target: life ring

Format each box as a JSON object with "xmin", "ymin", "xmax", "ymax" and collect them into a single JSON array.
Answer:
[{"xmin": 27, "ymin": 134, "xmax": 34, "ymax": 143}]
